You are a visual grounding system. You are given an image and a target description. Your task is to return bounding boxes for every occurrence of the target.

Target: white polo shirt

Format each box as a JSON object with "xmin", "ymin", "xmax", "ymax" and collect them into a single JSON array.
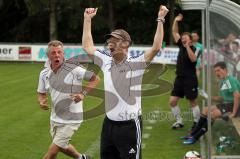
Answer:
[
  {"xmin": 94, "ymin": 49, "xmax": 147, "ymax": 121},
  {"xmin": 37, "ymin": 62, "xmax": 93, "ymax": 124}
]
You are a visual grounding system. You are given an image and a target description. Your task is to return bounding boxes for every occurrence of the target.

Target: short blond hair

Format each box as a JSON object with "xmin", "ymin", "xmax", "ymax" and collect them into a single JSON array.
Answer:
[{"xmin": 47, "ymin": 40, "xmax": 64, "ymax": 54}]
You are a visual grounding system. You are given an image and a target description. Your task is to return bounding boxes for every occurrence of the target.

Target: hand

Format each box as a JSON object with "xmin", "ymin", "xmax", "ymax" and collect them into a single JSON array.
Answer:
[
  {"xmin": 84, "ymin": 8, "xmax": 98, "ymax": 19},
  {"xmin": 229, "ymin": 113, "xmax": 236, "ymax": 119},
  {"xmin": 70, "ymin": 93, "xmax": 85, "ymax": 103},
  {"xmin": 183, "ymin": 41, "xmax": 191, "ymax": 48},
  {"xmin": 39, "ymin": 99, "xmax": 49, "ymax": 110},
  {"xmin": 175, "ymin": 13, "xmax": 183, "ymax": 22},
  {"xmin": 158, "ymin": 5, "xmax": 169, "ymax": 19}
]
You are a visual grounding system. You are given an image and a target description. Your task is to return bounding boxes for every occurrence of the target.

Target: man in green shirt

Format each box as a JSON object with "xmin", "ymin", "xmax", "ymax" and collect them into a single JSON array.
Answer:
[
  {"xmin": 192, "ymin": 31, "xmax": 203, "ymax": 77},
  {"xmin": 182, "ymin": 61, "xmax": 240, "ymax": 144}
]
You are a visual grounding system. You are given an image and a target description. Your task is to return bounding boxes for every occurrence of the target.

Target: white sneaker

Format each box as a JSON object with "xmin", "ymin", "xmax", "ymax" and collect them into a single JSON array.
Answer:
[
  {"xmin": 172, "ymin": 121, "xmax": 184, "ymax": 129},
  {"xmin": 199, "ymin": 89, "xmax": 208, "ymax": 99},
  {"xmin": 81, "ymin": 154, "xmax": 92, "ymax": 159}
]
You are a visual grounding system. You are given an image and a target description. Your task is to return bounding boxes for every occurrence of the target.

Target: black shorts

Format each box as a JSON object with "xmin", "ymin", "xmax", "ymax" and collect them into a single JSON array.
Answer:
[
  {"xmin": 171, "ymin": 76, "xmax": 198, "ymax": 100},
  {"xmin": 216, "ymin": 103, "xmax": 240, "ymax": 116},
  {"xmin": 100, "ymin": 116, "xmax": 142, "ymax": 159}
]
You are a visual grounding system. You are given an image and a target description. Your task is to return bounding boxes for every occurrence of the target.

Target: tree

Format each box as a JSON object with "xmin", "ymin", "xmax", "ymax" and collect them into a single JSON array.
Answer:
[
  {"xmin": 49, "ymin": 0, "xmax": 57, "ymax": 40},
  {"xmin": 0, "ymin": 0, "xmax": 205, "ymax": 44}
]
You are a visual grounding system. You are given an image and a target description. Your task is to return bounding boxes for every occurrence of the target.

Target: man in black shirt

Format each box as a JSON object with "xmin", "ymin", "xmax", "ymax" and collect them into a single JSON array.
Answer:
[{"xmin": 169, "ymin": 14, "xmax": 200, "ymax": 130}]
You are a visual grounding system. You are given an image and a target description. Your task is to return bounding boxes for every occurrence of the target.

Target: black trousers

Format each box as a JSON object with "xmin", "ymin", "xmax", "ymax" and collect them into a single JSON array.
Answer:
[{"xmin": 100, "ymin": 116, "xmax": 142, "ymax": 159}]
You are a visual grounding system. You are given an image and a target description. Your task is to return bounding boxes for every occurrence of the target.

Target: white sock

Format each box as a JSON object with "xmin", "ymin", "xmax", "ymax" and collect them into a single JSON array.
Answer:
[
  {"xmin": 77, "ymin": 154, "xmax": 82, "ymax": 159},
  {"xmin": 192, "ymin": 105, "xmax": 200, "ymax": 122},
  {"xmin": 171, "ymin": 105, "xmax": 182, "ymax": 123}
]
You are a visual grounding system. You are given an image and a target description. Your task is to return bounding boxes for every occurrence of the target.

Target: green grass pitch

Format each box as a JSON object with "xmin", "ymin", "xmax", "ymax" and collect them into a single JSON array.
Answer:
[{"xmin": 0, "ymin": 62, "xmax": 200, "ymax": 159}]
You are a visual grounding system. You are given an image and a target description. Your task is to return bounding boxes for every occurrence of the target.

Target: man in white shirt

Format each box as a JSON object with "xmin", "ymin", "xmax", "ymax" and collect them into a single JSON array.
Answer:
[
  {"xmin": 82, "ymin": 6, "xmax": 169, "ymax": 159},
  {"xmin": 37, "ymin": 40, "xmax": 100, "ymax": 159}
]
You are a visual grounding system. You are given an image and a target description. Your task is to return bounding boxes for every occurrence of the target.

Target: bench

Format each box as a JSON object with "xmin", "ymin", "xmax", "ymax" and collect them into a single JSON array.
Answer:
[{"xmin": 231, "ymin": 117, "xmax": 240, "ymax": 136}]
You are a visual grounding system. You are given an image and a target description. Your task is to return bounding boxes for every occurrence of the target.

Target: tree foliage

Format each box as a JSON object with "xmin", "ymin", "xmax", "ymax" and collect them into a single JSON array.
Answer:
[{"xmin": 0, "ymin": 0, "xmax": 238, "ymax": 44}]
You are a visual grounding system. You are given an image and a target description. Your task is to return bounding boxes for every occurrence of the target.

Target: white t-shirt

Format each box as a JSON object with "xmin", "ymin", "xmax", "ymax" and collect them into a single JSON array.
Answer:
[
  {"xmin": 37, "ymin": 62, "xmax": 93, "ymax": 124},
  {"xmin": 94, "ymin": 49, "xmax": 147, "ymax": 121}
]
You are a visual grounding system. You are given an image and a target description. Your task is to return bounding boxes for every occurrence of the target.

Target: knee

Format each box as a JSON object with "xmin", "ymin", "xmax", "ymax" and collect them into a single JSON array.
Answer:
[
  {"xmin": 47, "ymin": 151, "xmax": 58, "ymax": 158},
  {"xmin": 47, "ymin": 145, "xmax": 59, "ymax": 158},
  {"xmin": 202, "ymin": 107, "xmax": 208, "ymax": 115},
  {"xmin": 43, "ymin": 154, "xmax": 48, "ymax": 159}
]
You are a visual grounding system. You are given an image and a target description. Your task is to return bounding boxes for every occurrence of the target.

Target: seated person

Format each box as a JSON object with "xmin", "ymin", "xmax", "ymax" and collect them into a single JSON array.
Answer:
[
  {"xmin": 182, "ymin": 61, "xmax": 240, "ymax": 145},
  {"xmin": 229, "ymin": 41, "xmax": 240, "ymax": 63}
]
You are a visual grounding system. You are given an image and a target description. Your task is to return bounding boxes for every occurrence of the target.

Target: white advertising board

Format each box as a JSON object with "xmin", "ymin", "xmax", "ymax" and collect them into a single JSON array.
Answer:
[{"xmin": 0, "ymin": 44, "xmax": 179, "ymax": 64}]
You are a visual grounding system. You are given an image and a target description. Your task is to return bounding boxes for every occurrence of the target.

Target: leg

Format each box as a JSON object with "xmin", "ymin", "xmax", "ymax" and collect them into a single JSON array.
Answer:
[
  {"xmin": 189, "ymin": 99, "xmax": 200, "ymax": 126},
  {"xmin": 101, "ymin": 117, "xmax": 120, "ymax": 159},
  {"xmin": 43, "ymin": 143, "xmax": 60, "ymax": 159},
  {"xmin": 210, "ymin": 107, "xmax": 222, "ymax": 119},
  {"xmin": 183, "ymin": 106, "xmax": 221, "ymax": 145},
  {"xmin": 196, "ymin": 68, "xmax": 200, "ymax": 78},
  {"xmin": 101, "ymin": 143, "xmax": 121, "ymax": 159},
  {"xmin": 191, "ymin": 109, "xmax": 221, "ymax": 141},
  {"xmin": 43, "ymin": 154, "xmax": 48, "ymax": 159},
  {"xmin": 185, "ymin": 77, "xmax": 199, "ymax": 127},
  {"xmin": 181, "ymin": 107, "xmax": 208, "ymax": 141},
  {"xmin": 183, "ymin": 113, "xmax": 208, "ymax": 145},
  {"xmin": 170, "ymin": 77, "xmax": 186, "ymax": 129},
  {"xmin": 190, "ymin": 106, "xmax": 216, "ymax": 135},
  {"xmin": 202, "ymin": 106, "xmax": 209, "ymax": 116},
  {"xmin": 50, "ymin": 122, "xmax": 83, "ymax": 159},
  {"xmin": 60, "ymin": 144, "xmax": 80, "ymax": 158},
  {"xmin": 169, "ymin": 96, "xmax": 181, "ymax": 121},
  {"xmin": 195, "ymin": 108, "xmax": 221, "ymax": 134},
  {"xmin": 202, "ymin": 105, "xmax": 221, "ymax": 118},
  {"xmin": 114, "ymin": 117, "xmax": 142, "ymax": 159},
  {"xmin": 169, "ymin": 96, "xmax": 180, "ymax": 107},
  {"xmin": 169, "ymin": 96, "xmax": 184, "ymax": 129}
]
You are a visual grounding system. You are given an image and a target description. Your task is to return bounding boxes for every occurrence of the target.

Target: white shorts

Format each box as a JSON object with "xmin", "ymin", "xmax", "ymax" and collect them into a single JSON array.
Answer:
[{"xmin": 50, "ymin": 121, "xmax": 81, "ymax": 149}]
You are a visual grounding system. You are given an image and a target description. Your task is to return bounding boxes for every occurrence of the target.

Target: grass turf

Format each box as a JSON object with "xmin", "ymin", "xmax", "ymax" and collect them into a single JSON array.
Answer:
[{"xmin": 0, "ymin": 62, "xmax": 200, "ymax": 159}]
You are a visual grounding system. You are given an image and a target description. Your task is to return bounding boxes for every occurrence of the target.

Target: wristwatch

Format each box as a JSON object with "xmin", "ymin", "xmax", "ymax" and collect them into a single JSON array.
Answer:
[{"xmin": 81, "ymin": 90, "xmax": 88, "ymax": 96}]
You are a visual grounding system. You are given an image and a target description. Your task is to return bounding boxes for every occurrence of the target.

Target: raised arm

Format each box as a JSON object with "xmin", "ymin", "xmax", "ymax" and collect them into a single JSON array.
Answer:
[
  {"xmin": 172, "ymin": 14, "xmax": 183, "ymax": 43},
  {"xmin": 144, "ymin": 5, "xmax": 169, "ymax": 62},
  {"xmin": 82, "ymin": 8, "xmax": 98, "ymax": 56}
]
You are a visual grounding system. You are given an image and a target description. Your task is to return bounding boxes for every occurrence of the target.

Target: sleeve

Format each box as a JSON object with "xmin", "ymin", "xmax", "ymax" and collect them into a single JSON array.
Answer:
[
  {"xmin": 195, "ymin": 47, "xmax": 201, "ymax": 59},
  {"xmin": 192, "ymin": 45, "xmax": 197, "ymax": 53},
  {"xmin": 84, "ymin": 70, "xmax": 94, "ymax": 81},
  {"xmin": 93, "ymin": 49, "xmax": 111, "ymax": 69},
  {"xmin": 176, "ymin": 39, "xmax": 182, "ymax": 47},
  {"xmin": 229, "ymin": 78, "xmax": 239, "ymax": 93},
  {"xmin": 199, "ymin": 44, "xmax": 203, "ymax": 52},
  {"xmin": 129, "ymin": 54, "xmax": 148, "ymax": 71},
  {"xmin": 75, "ymin": 66, "xmax": 94, "ymax": 81},
  {"xmin": 37, "ymin": 72, "xmax": 47, "ymax": 93}
]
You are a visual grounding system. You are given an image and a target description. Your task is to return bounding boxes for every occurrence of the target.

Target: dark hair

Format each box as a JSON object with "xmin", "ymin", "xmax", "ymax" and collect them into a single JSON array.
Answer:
[
  {"xmin": 228, "ymin": 32, "xmax": 237, "ymax": 36},
  {"xmin": 192, "ymin": 30, "xmax": 199, "ymax": 35},
  {"xmin": 181, "ymin": 32, "xmax": 192, "ymax": 40},
  {"xmin": 214, "ymin": 61, "xmax": 227, "ymax": 69}
]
